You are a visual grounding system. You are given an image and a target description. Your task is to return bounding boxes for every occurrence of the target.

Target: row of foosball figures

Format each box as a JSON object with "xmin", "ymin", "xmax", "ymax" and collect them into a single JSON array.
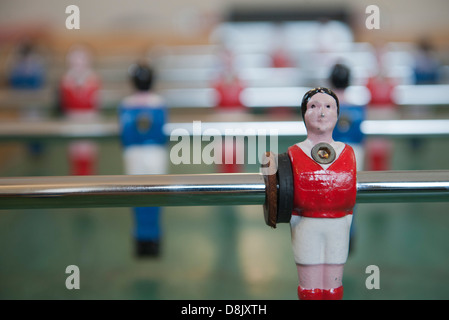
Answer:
[{"xmin": 4, "ymin": 44, "xmax": 438, "ymax": 300}]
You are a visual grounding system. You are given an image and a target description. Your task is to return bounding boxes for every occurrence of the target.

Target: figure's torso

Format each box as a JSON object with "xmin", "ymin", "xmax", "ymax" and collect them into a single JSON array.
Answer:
[
  {"xmin": 119, "ymin": 93, "xmax": 167, "ymax": 147},
  {"xmin": 288, "ymin": 143, "xmax": 357, "ymax": 219}
]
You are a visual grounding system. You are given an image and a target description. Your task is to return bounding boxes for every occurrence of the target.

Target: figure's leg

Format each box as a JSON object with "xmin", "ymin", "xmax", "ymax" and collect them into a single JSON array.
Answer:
[
  {"xmin": 296, "ymin": 264, "xmax": 324, "ymax": 300},
  {"xmin": 134, "ymin": 206, "xmax": 161, "ymax": 257},
  {"xmin": 319, "ymin": 216, "xmax": 352, "ymax": 300},
  {"xmin": 296, "ymin": 264, "xmax": 345, "ymax": 300},
  {"xmin": 69, "ymin": 141, "xmax": 97, "ymax": 176},
  {"xmin": 220, "ymin": 138, "xmax": 242, "ymax": 173},
  {"xmin": 291, "ymin": 216, "xmax": 326, "ymax": 300},
  {"xmin": 124, "ymin": 145, "xmax": 167, "ymax": 258},
  {"xmin": 322, "ymin": 264, "xmax": 345, "ymax": 300}
]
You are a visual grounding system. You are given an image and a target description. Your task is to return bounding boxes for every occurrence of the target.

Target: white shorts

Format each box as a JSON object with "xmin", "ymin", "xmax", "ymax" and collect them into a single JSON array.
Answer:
[
  {"xmin": 290, "ymin": 215, "xmax": 353, "ymax": 265},
  {"xmin": 123, "ymin": 145, "xmax": 168, "ymax": 175}
]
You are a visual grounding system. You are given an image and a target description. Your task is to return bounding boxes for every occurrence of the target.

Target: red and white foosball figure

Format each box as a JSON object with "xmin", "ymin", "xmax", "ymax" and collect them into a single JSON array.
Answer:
[
  {"xmin": 213, "ymin": 63, "xmax": 246, "ymax": 111},
  {"xmin": 59, "ymin": 46, "xmax": 101, "ymax": 176},
  {"xmin": 288, "ymin": 87, "xmax": 357, "ymax": 300},
  {"xmin": 212, "ymin": 49, "xmax": 247, "ymax": 173},
  {"xmin": 365, "ymin": 72, "xmax": 396, "ymax": 172}
]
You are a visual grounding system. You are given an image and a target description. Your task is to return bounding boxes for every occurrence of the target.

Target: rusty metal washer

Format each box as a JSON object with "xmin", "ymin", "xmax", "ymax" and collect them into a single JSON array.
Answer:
[{"xmin": 261, "ymin": 152, "xmax": 278, "ymax": 228}]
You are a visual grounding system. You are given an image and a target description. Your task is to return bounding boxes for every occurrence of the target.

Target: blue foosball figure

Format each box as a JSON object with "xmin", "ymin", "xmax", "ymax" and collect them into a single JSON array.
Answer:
[
  {"xmin": 8, "ymin": 42, "xmax": 45, "ymax": 90},
  {"xmin": 333, "ymin": 104, "xmax": 365, "ymax": 155},
  {"xmin": 413, "ymin": 39, "xmax": 440, "ymax": 85},
  {"xmin": 119, "ymin": 62, "xmax": 168, "ymax": 257},
  {"xmin": 8, "ymin": 41, "xmax": 46, "ymax": 158},
  {"xmin": 329, "ymin": 63, "xmax": 366, "ymax": 169}
]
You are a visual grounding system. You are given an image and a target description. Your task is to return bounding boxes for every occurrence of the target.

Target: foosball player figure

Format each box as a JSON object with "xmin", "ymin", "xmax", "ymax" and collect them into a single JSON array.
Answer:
[
  {"xmin": 8, "ymin": 41, "xmax": 45, "ymax": 90},
  {"xmin": 263, "ymin": 87, "xmax": 357, "ymax": 300},
  {"xmin": 212, "ymin": 49, "xmax": 247, "ymax": 174},
  {"xmin": 8, "ymin": 41, "xmax": 46, "ymax": 157},
  {"xmin": 59, "ymin": 45, "xmax": 101, "ymax": 176},
  {"xmin": 119, "ymin": 62, "xmax": 168, "ymax": 257},
  {"xmin": 365, "ymin": 51, "xmax": 397, "ymax": 172}
]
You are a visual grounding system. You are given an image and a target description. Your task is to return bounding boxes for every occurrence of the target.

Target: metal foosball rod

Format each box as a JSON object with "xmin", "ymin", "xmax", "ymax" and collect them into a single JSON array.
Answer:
[
  {"xmin": 0, "ymin": 170, "xmax": 448, "ymax": 211},
  {"xmin": 0, "ymin": 173, "xmax": 265, "ymax": 210},
  {"xmin": 1, "ymin": 119, "xmax": 449, "ymax": 141}
]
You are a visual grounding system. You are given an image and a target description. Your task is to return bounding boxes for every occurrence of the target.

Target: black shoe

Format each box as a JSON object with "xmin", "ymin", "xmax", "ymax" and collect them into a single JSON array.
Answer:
[{"xmin": 135, "ymin": 239, "xmax": 161, "ymax": 258}]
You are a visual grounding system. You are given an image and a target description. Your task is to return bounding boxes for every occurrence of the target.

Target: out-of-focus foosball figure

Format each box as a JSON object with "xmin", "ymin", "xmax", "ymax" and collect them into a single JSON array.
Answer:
[
  {"xmin": 119, "ymin": 62, "xmax": 168, "ymax": 257},
  {"xmin": 8, "ymin": 41, "xmax": 45, "ymax": 90},
  {"xmin": 413, "ymin": 38, "xmax": 440, "ymax": 85},
  {"xmin": 8, "ymin": 40, "xmax": 46, "ymax": 157},
  {"xmin": 59, "ymin": 45, "xmax": 101, "ymax": 176},
  {"xmin": 329, "ymin": 63, "xmax": 365, "ymax": 169},
  {"xmin": 212, "ymin": 48, "xmax": 247, "ymax": 174},
  {"xmin": 365, "ymin": 50, "xmax": 398, "ymax": 172}
]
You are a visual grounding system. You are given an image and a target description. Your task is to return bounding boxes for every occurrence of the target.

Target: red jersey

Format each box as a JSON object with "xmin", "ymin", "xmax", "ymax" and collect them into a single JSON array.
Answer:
[
  {"xmin": 288, "ymin": 144, "xmax": 357, "ymax": 219},
  {"xmin": 60, "ymin": 73, "xmax": 100, "ymax": 113},
  {"xmin": 366, "ymin": 76, "xmax": 395, "ymax": 107},
  {"xmin": 213, "ymin": 76, "xmax": 245, "ymax": 110}
]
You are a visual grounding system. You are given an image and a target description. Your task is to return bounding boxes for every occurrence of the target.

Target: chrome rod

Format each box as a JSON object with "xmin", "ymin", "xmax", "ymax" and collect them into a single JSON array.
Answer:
[
  {"xmin": 393, "ymin": 85, "xmax": 449, "ymax": 106},
  {"xmin": 0, "ymin": 173, "xmax": 266, "ymax": 210},
  {"xmin": 3, "ymin": 85, "xmax": 449, "ymax": 110},
  {"xmin": 356, "ymin": 170, "xmax": 449, "ymax": 203},
  {"xmin": 0, "ymin": 120, "xmax": 119, "ymax": 141},
  {"xmin": 0, "ymin": 171, "xmax": 448, "ymax": 210},
  {"xmin": 1, "ymin": 119, "xmax": 449, "ymax": 141}
]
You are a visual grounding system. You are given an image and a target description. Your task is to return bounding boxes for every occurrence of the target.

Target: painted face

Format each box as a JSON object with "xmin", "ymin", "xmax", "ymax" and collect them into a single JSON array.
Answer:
[
  {"xmin": 67, "ymin": 47, "xmax": 90, "ymax": 70},
  {"xmin": 304, "ymin": 93, "xmax": 338, "ymax": 134}
]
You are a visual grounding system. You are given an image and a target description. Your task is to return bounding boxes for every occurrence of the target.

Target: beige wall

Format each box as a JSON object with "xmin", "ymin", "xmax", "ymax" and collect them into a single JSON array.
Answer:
[{"xmin": 1, "ymin": 0, "xmax": 448, "ymax": 51}]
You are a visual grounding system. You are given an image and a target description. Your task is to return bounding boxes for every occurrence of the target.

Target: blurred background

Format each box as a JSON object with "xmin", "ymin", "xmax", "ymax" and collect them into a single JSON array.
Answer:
[{"xmin": 0, "ymin": 0, "xmax": 449, "ymax": 300}]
